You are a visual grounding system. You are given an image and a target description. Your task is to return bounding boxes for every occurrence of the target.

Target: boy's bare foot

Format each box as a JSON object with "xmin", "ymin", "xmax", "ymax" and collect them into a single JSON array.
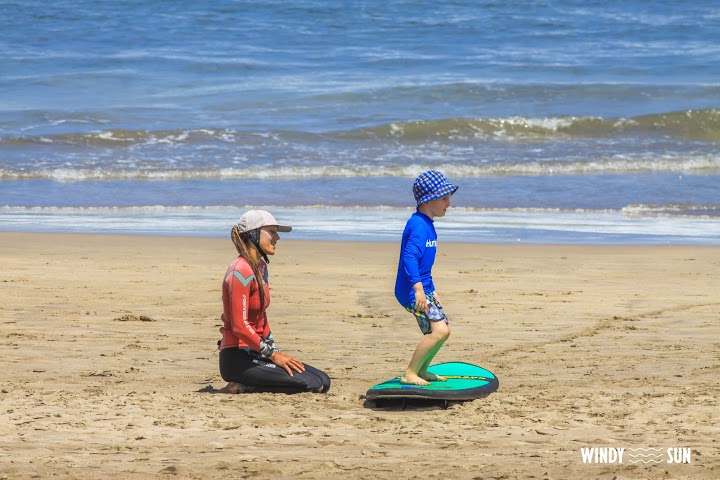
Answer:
[
  {"xmin": 419, "ymin": 371, "xmax": 447, "ymax": 382},
  {"xmin": 400, "ymin": 373, "xmax": 430, "ymax": 386}
]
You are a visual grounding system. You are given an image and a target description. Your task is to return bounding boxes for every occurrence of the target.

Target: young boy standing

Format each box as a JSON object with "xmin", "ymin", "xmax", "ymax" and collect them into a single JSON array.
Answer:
[{"xmin": 395, "ymin": 170, "xmax": 459, "ymax": 386}]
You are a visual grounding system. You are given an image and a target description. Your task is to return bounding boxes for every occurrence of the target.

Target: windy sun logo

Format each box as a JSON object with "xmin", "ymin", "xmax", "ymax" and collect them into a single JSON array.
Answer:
[{"xmin": 580, "ymin": 447, "xmax": 691, "ymax": 465}]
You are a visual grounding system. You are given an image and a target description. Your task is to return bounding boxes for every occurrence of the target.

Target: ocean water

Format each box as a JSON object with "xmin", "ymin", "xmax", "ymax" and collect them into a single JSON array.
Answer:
[{"xmin": 1, "ymin": 0, "xmax": 719, "ymax": 244}]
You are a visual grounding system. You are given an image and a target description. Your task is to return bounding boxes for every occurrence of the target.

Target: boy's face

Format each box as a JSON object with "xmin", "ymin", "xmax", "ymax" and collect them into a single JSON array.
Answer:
[{"xmin": 423, "ymin": 194, "xmax": 452, "ymax": 218}]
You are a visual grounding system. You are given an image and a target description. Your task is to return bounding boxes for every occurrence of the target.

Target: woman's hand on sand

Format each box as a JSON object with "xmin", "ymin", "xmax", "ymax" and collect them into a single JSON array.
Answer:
[{"xmin": 270, "ymin": 351, "xmax": 305, "ymax": 376}]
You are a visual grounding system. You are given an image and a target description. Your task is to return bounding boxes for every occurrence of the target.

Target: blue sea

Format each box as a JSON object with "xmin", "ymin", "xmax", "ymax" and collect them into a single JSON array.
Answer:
[{"xmin": 1, "ymin": 0, "xmax": 719, "ymax": 244}]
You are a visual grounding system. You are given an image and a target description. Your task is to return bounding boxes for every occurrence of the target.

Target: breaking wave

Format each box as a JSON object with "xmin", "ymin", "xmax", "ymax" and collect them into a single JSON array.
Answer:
[{"xmin": 2, "ymin": 109, "xmax": 719, "ymax": 146}]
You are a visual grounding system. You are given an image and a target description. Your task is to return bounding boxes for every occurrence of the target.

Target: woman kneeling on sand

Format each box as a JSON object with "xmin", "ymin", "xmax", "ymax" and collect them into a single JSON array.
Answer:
[{"xmin": 217, "ymin": 210, "xmax": 330, "ymax": 394}]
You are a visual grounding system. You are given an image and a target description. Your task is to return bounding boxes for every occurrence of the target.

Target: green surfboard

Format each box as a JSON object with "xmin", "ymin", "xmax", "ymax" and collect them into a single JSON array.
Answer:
[{"xmin": 365, "ymin": 362, "xmax": 499, "ymax": 403}]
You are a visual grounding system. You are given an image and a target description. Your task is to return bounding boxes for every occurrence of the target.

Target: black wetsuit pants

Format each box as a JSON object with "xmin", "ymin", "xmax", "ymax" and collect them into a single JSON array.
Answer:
[{"xmin": 219, "ymin": 347, "xmax": 331, "ymax": 394}]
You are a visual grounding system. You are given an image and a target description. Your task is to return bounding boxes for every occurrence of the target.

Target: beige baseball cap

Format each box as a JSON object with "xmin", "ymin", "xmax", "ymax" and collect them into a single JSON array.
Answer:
[{"xmin": 236, "ymin": 210, "xmax": 292, "ymax": 233}]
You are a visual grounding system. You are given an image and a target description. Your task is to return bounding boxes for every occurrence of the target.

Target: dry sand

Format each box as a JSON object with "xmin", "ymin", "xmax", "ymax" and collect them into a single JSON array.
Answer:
[{"xmin": 0, "ymin": 232, "xmax": 718, "ymax": 479}]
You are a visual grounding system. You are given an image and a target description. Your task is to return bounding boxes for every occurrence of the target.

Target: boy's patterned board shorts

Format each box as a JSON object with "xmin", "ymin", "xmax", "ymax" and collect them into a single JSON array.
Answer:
[{"xmin": 406, "ymin": 291, "xmax": 449, "ymax": 335}]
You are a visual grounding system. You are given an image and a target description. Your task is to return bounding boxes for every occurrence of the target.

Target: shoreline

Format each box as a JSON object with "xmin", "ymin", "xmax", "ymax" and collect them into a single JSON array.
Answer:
[
  {"xmin": 5, "ymin": 228, "xmax": 720, "ymax": 244},
  {"xmin": 1, "ymin": 232, "xmax": 718, "ymax": 478},
  {"xmin": 2, "ymin": 203, "xmax": 720, "ymax": 246},
  {"xmin": 5, "ymin": 229, "xmax": 720, "ymax": 249}
]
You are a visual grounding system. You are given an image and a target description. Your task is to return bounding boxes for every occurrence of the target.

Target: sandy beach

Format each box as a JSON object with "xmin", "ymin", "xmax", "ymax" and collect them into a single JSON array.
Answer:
[{"xmin": 0, "ymin": 232, "xmax": 718, "ymax": 479}]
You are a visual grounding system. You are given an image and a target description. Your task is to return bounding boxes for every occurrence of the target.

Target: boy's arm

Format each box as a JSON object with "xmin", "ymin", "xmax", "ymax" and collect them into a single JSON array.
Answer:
[
  {"xmin": 402, "ymin": 228, "xmax": 426, "ymax": 310},
  {"xmin": 401, "ymin": 230, "xmax": 423, "ymax": 285}
]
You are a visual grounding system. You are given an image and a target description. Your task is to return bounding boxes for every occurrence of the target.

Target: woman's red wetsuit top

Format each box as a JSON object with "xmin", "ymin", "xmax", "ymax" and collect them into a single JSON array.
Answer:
[{"xmin": 219, "ymin": 256, "xmax": 271, "ymax": 352}]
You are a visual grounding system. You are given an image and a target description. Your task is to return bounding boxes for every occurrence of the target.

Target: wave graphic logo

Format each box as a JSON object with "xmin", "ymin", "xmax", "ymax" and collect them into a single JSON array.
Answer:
[{"xmin": 626, "ymin": 447, "xmax": 664, "ymax": 464}]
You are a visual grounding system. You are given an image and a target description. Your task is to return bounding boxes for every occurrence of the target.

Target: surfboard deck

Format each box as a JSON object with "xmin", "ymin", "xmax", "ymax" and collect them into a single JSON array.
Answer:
[{"xmin": 365, "ymin": 362, "xmax": 499, "ymax": 403}]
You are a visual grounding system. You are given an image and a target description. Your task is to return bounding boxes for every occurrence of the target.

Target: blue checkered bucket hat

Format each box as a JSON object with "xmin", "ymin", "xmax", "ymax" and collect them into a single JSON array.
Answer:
[{"xmin": 413, "ymin": 170, "xmax": 459, "ymax": 207}]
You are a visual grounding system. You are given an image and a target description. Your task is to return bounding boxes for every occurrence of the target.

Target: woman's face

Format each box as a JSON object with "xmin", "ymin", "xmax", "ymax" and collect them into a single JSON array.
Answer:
[{"xmin": 259, "ymin": 226, "xmax": 280, "ymax": 256}]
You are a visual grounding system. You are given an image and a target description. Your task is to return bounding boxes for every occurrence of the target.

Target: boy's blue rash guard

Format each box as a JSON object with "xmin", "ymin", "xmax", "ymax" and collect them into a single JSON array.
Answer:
[{"xmin": 394, "ymin": 211, "xmax": 437, "ymax": 308}]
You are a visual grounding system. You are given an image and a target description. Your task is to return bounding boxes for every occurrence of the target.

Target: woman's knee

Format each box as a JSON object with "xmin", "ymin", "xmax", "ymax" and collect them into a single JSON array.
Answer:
[
  {"xmin": 301, "ymin": 367, "xmax": 331, "ymax": 393},
  {"xmin": 296, "ymin": 372, "xmax": 322, "ymax": 392},
  {"xmin": 317, "ymin": 372, "xmax": 331, "ymax": 393}
]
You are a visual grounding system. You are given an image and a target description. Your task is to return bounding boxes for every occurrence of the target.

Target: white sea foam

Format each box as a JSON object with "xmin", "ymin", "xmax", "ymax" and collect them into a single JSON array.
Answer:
[{"xmin": 1, "ymin": 206, "xmax": 718, "ymax": 245}]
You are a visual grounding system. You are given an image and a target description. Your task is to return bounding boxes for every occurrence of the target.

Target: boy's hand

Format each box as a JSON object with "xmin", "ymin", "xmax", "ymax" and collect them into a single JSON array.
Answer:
[{"xmin": 413, "ymin": 284, "xmax": 428, "ymax": 312}]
